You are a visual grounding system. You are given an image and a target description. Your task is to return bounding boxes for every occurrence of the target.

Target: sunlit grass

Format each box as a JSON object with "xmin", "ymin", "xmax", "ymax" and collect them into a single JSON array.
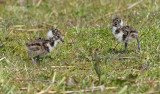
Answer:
[{"xmin": 0, "ymin": 0, "xmax": 159, "ymax": 93}]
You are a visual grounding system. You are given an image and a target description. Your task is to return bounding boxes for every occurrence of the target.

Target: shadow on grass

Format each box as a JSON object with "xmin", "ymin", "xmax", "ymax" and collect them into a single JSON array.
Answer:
[
  {"xmin": 107, "ymin": 48, "xmax": 123, "ymax": 54},
  {"xmin": 106, "ymin": 48, "xmax": 133, "ymax": 55}
]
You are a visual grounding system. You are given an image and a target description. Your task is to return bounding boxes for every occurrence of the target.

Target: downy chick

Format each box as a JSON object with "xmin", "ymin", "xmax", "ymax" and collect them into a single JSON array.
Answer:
[
  {"xmin": 110, "ymin": 17, "xmax": 141, "ymax": 53},
  {"xmin": 26, "ymin": 28, "xmax": 64, "ymax": 64}
]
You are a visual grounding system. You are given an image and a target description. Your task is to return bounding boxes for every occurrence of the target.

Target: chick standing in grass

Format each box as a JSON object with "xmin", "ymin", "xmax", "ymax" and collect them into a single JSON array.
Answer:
[
  {"xmin": 110, "ymin": 17, "xmax": 141, "ymax": 54},
  {"xmin": 26, "ymin": 28, "xmax": 64, "ymax": 64}
]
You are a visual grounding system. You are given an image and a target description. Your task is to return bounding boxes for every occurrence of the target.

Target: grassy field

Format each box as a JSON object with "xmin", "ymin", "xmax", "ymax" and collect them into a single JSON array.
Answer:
[{"xmin": 0, "ymin": 0, "xmax": 160, "ymax": 93}]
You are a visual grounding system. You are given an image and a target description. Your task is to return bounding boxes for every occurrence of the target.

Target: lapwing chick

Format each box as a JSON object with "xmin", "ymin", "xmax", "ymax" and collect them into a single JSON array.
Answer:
[
  {"xmin": 26, "ymin": 28, "xmax": 64, "ymax": 65},
  {"xmin": 110, "ymin": 17, "xmax": 141, "ymax": 54}
]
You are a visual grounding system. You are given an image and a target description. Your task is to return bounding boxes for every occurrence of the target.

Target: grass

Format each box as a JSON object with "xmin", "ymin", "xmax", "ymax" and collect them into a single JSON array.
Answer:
[{"xmin": 0, "ymin": 0, "xmax": 160, "ymax": 93}]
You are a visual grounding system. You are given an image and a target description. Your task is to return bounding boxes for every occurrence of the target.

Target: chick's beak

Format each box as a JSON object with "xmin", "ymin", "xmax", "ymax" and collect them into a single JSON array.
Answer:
[
  {"xmin": 60, "ymin": 37, "xmax": 64, "ymax": 42},
  {"xmin": 110, "ymin": 26, "xmax": 113, "ymax": 30},
  {"xmin": 61, "ymin": 39, "xmax": 64, "ymax": 42}
]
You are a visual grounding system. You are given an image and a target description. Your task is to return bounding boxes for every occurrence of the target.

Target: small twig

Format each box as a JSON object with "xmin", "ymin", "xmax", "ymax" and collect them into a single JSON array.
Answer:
[
  {"xmin": 11, "ymin": 25, "xmax": 25, "ymax": 28},
  {"xmin": 0, "ymin": 57, "xmax": 19, "ymax": 72},
  {"xmin": 92, "ymin": 0, "xmax": 144, "ymax": 23},
  {"xmin": 142, "ymin": 80, "xmax": 160, "ymax": 84},
  {"xmin": 0, "ymin": 17, "xmax": 3, "ymax": 20},
  {"xmin": 36, "ymin": 0, "xmax": 42, "ymax": 7},
  {"xmin": 0, "ymin": 57, "xmax": 14, "ymax": 66},
  {"xmin": 37, "ymin": 72, "xmax": 57, "ymax": 94},
  {"xmin": 105, "ymin": 87, "xmax": 118, "ymax": 90},
  {"xmin": 24, "ymin": 63, "xmax": 29, "ymax": 75},
  {"xmin": 51, "ymin": 66, "xmax": 75, "ymax": 68},
  {"xmin": 15, "ymin": 78, "xmax": 52, "ymax": 82},
  {"xmin": 105, "ymin": 57, "xmax": 135, "ymax": 60},
  {"xmin": 46, "ymin": 86, "xmax": 118, "ymax": 94},
  {"xmin": 42, "ymin": 22, "xmax": 54, "ymax": 27},
  {"xmin": 51, "ymin": 66, "xmax": 90, "ymax": 70},
  {"xmin": 27, "ymin": 29, "xmax": 43, "ymax": 32},
  {"xmin": 154, "ymin": 0, "xmax": 158, "ymax": 11},
  {"xmin": 0, "ymin": 57, "xmax": 5, "ymax": 61},
  {"xmin": 142, "ymin": 90, "xmax": 160, "ymax": 94},
  {"xmin": 20, "ymin": 87, "xmax": 28, "ymax": 91},
  {"xmin": 12, "ymin": 29, "xmax": 25, "ymax": 31},
  {"xmin": 127, "ymin": 0, "xmax": 143, "ymax": 9},
  {"xmin": 92, "ymin": 56, "xmax": 135, "ymax": 61},
  {"xmin": 49, "ymin": 9, "xmax": 58, "ymax": 17}
]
